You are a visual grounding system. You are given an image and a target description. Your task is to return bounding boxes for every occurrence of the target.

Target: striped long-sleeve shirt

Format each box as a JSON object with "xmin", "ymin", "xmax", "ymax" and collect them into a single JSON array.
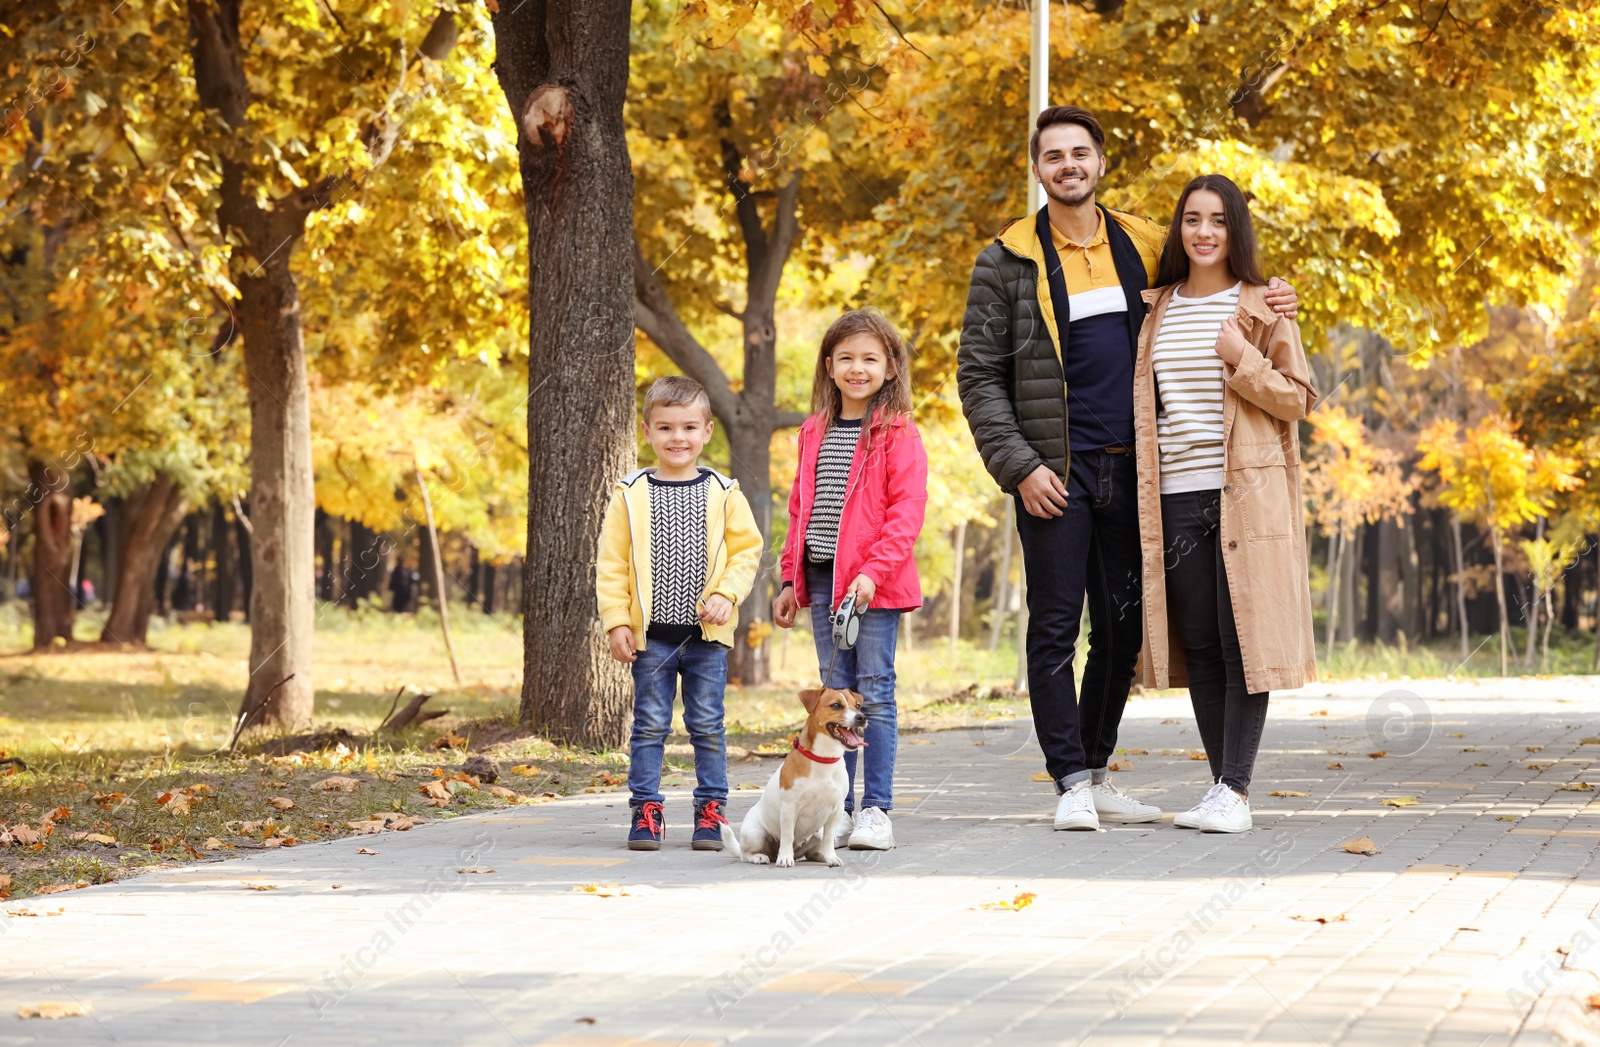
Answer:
[
  {"xmin": 804, "ymin": 417, "xmax": 862, "ymax": 563},
  {"xmin": 1152, "ymin": 283, "xmax": 1240, "ymax": 495}
]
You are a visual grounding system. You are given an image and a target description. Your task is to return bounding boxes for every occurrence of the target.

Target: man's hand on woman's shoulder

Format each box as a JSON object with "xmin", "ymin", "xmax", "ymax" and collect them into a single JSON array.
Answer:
[{"xmin": 1264, "ymin": 276, "xmax": 1298, "ymax": 319}]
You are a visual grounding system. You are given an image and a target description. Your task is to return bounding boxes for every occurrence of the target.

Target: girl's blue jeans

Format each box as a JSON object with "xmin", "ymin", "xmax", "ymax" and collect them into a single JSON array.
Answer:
[
  {"xmin": 804, "ymin": 560, "xmax": 901, "ymax": 812},
  {"xmin": 627, "ymin": 637, "xmax": 728, "ymax": 807}
]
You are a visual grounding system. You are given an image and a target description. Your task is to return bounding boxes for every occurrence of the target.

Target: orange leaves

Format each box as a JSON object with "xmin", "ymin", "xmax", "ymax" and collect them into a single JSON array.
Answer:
[
  {"xmin": 344, "ymin": 813, "xmax": 416, "ymax": 834},
  {"xmin": 975, "ymin": 892, "xmax": 1037, "ymax": 912},
  {"xmin": 1341, "ymin": 837, "xmax": 1380, "ymax": 855},
  {"xmin": 17, "ymin": 1002, "xmax": 91, "ymax": 1020},
  {"xmin": 267, "ymin": 797, "xmax": 296, "ymax": 811},
  {"xmin": 316, "ymin": 776, "xmax": 362, "ymax": 792},
  {"xmin": 156, "ymin": 784, "xmax": 212, "ymax": 815}
]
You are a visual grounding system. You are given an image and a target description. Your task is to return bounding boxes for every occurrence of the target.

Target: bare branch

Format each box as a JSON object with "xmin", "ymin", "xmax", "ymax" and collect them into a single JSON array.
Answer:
[
  {"xmin": 632, "ymin": 242, "xmax": 741, "ymax": 425},
  {"xmin": 748, "ymin": 176, "xmax": 801, "ymax": 311},
  {"xmin": 872, "ymin": 2, "xmax": 932, "ymax": 61}
]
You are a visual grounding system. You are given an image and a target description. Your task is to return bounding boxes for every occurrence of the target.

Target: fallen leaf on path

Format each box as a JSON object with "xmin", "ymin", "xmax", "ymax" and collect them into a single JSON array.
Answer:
[
  {"xmin": 34, "ymin": 883, "xmax": 88, "ymax": 895},
  {"xmin": 1269, "ymin": 791, "xmax": 1309, "ymax": 797},
  {"xmin": 573, "ymin": 883, "xmax": 656, "ymax": 897},
  {"xmin": 203, "ymin": 837, "xmax": 225, "ymax": 849},
  {"xmin": 735, "ymin": 782, "xmax": 762, "ymax": 790},
  {"xmin": 1581, "ymin": 738, "xmax": 1600, "ymax": 745},
  {"xmin": 0, "ymin": 873, "xmax": 9, "ymax": 889},
  {"xmin": 457, "ymin": 868, "xmax": 496, "ymax": 874},
  {"xmin": 1327, "ymin": 762, "xmax": 1344, "ymax": 770},
  {"xmin": 431, "ymin": 731, "xmax": 468, "ymax": 750},
  {"xmin": 1291, "ymin": 913, "xmax": 1347, "ymax": 924},
  {"xmin": 1108, "ymin": 759, "xmax": 1133, "ymax": 772},
  {"xmin": 267, "ymin": 797, "xmax": 296, "ymax": 811},
  {"xmin": 976, "ymin": 892, "xmax": 1037, "ymax": 912},
  {"xmin": 344, "ymin": 813, "xmax": 415, "ymax": 834},
  {"xmin": 41, "ymin": 807, "xmax": 70, "ymax": 825},
  {"xmin": 1527, "ymin": 764, "xmax": 1552, "ymax": 771},
  {"xmin": 510, "ymin": 764, "xmax": 543, "ymax": 775},
  {"xmin": 1125, "ymin": 748, "xmax": 1148, "ymax": 755},
  {"xmin": 1462, "ymin": 747, "xmax": 1479, "ymax": 752},
  {"xmin": 91, "ymin": 791, "xmax": 127, "ymax": 808},
  {"xmin": 356, "ymin": 847, "xmax": 379, "ymax": 855},
  {"xmin": 418, "ymin": 780, "xmax": 450, "ymax": 801},
  {"xmin": 317, "ymin": 776, "xmax": 362, "ymax": 792},
  {"xmin": 1497, "ymin": 815, "xmax": 1516, "ymax": 821},
  {"xmin": 1188, "ymin": 750, "xmax": 1207, "ymax": 761},
  {"xmin": 18, "ymin": 1002, "xmax": 89, "ymax": 1020},
  {"xmin": 262, "ymin": 837, "xmax": 296, "ymax": 848},
  {"xmin": 905, "ymin": 739, "xmax": 934, "ymax": 746},
  {"xmin": 1310, "ymin": 710, "xmax": 1328, "ymax": 716},
  {"xmin": 1587, "ymin": 993, "xmax": 1600, "ymax": 1011},
  {"xmin": 1558, "ymin": 782, "xmax": 1595, "ymax": 792},
  {"xmin": 1526, "ymin": 746, "xmax": 1544, "ymax": 752},
  {"xmin": 1341, "ymin": 837, "xmax": 1380, "ymax": 855},
  {"xmin": 1030, "ymin": 772, "xmax": 1052, "ymax": 782},
  {"xmin": 1367, "ymin": 751, "xmax": 1387, "ymax": 759},
  {"xmin": 1447, "ymin": 733, "xmax": 1465, "ymax": 738},
  {"xmin": 1161, "ymin": 719, "xmax": 1180, "ymax": 724},
  {"xmin": 488, "ymin": 785, "xmax": 520, "ymax": 799},
  {"xmin": 1382, "ymin": 797, "xmax": 1419, "ymax": 807},
  {"xmin": 243, "ymin": 883, "xmax": 277, "ymax": 891}
]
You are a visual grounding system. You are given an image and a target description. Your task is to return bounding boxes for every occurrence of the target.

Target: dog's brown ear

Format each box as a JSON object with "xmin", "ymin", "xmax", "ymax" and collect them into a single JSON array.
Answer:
[
  {"xmin": 848, "ymin": 690, "xmax": 866, "ymax": 707},
  {"xmin": 798, "ymin": 689, "xmax": 822, "ymax": 714}
]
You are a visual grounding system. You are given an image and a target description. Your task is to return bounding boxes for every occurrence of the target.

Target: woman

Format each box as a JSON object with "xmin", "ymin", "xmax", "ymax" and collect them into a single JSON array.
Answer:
[{"xmin": 1132, "ymin": 174, "xmax": 1319, "ymax": 833}]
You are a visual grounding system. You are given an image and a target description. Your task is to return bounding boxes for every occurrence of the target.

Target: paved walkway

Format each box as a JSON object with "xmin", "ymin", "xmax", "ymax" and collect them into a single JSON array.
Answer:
[{"xmin": 4, "ymin": 679, "xmax": 1599, "ymax": 1046}]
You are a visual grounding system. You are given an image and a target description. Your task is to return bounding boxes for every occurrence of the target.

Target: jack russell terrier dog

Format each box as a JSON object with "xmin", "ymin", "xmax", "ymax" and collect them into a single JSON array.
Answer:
[{"xmin": 721, "ymin": 688, "xmax": 867, "ymax": 867}]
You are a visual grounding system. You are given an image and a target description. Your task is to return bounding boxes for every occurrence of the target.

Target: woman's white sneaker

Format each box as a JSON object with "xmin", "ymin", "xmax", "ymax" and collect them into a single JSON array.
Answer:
[
  {"xmin": 1053, "ymin": 780, "xmax": 1099, "ymax": 831},
  {"xmin": 1198, "ymin": 789, "xmax": 1252, "ymax": 833},
  {"xmin": 1090, "ymin": 779, "xmax": 1162, "ymax": 823},
  {"xmin": 1174, "ymin": 783, "xmax": 1228, "ymax": 829},
  {"xmin": 847, "ymin": 807, "xmax": 895, "ymax": 850}
]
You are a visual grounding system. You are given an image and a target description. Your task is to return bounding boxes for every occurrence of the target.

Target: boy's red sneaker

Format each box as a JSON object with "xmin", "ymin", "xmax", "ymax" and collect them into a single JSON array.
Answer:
[{"xmin": 628, "ymin": 801, "xmax": 664, "ymax": 851}]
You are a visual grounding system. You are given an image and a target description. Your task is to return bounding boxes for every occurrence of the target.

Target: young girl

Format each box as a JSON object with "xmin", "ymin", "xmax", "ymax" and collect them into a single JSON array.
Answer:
[
  {"xmin": 773, "ymin": 310, "xmax": 928, "ymax": 851},
  {"xmin": 1131, "ymin": 174, "xmax": 1320, "ymax": 833}
]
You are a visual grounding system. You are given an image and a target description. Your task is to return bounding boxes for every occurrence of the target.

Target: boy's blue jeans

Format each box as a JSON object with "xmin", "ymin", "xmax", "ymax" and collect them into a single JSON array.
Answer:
[
  {"xmin": 805, "ymin": 561, "xmax": 901, "ymax": 813},
  {"xmin": 628, "ymin": 637, "xmax": 729, "ymax": 808}
]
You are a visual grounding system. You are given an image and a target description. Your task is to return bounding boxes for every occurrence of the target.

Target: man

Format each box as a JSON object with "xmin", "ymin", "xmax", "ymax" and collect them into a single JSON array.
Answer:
[{"xmin": 957, "ymin": 105, "xmax": 1298, "ymax": 831}]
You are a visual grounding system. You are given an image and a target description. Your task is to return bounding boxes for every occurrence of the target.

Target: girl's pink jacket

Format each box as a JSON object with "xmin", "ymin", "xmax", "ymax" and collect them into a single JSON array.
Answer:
[{"xmin": 781, "ymin": 411, "xmax": 929, "ymax": 611}]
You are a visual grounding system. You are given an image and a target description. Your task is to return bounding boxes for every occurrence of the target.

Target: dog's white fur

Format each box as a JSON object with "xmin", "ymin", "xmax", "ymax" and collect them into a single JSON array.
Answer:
[{"xmin": 721, "ymin": 688, "xmax": 865, "ymax": 868}]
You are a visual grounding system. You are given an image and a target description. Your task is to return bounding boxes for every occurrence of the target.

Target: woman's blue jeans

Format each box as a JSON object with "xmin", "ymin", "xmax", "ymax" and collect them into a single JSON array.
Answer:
[{"xmin": 805, "ymin": 561, "xmax": 901, "ymax": 812}]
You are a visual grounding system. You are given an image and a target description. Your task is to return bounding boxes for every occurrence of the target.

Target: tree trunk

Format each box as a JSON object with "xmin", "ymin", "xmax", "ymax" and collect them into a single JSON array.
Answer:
[
  {"xmin": 1377, "ymin": 517, "xmax": 1399, "ymax": 643},
  {"xmin": 315, "ymin": 509, "xmax": 334, "ymax": 603},
  {"xmin": 28, "ymin": 459, "xmax": 75, "ymax": 648},
  {"xmin": 342, "ymin": 519, "xmax": 382, "ymax": 606},
  {"xmin": 1524, "ymin": 516, "xmax": 1544, "ymax": 669},
  {"xmin": 101, "ymin": 472, "xmax": 189, "ymax": 646},
  {"xmin": 723, "ymin": 420, "xmax": 775, "ymax": 686},
  {"xmin": 1400, "ymin": 512, "xmax": 1421, "ymax": 642},
  {"xmin": 1452, "ymin": 511, "xmax": 1469, "ymax": 660},
  {"xmin": 235, "ymin": 503, "xmax": 253, "ymax": 622},
  {"xmin": 416, "ymin": 467, "xmax": 461, "ymax": 686},
  {"xmin": 493, "ymin": 0, "xmax": 635, "ymax": 748},
  {"xmin": 1489, "ymin": 519, "xmax": 1509, "ymax": 677},
  {"xmin": 989, "ymin": 500, "xmax": 1014, "ymax": 652},
  {"xmin": 191, "ymin": 0, "xmax": 319, "ymax": 730},
  {"xmin": 948, "ymin": 520, "xmax": 967, "ymax": 657},
  {"xmin": 213, "ymin": 501, "xmax": 235, "ymax": 622},
  {"xmin": 1325, "ymin": 530, "xmax": 1342, "ymax": 653}
]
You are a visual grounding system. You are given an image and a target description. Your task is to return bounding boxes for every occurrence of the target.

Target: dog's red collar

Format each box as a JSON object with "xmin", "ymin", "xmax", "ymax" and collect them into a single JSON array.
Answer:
[{"xmin": 791, "ymin": 736, "xmax": 841, "ymax": 764}]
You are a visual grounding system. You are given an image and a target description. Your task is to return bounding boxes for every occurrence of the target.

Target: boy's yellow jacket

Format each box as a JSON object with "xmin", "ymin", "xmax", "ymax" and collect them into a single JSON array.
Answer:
[{"xmin": 596, "ymin": 467, "xmax": 764, "ymax": 650}]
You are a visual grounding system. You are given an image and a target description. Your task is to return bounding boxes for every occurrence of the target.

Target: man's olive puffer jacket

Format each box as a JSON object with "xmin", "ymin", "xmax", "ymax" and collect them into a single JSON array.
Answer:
[{"xmin": 956, "ymin": 224, "xmax": 1066, "ymax": 494}]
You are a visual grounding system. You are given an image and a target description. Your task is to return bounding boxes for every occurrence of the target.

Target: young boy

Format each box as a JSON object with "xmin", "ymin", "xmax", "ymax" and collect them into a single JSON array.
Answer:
[{"xmin": 596, "ymin": 376, "xmax": 763, "ymax": 851}]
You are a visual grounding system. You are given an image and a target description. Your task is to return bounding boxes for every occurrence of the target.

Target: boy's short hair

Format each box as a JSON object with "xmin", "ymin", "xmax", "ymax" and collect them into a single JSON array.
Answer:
[{"xmin": 643, "ymin": 375, "xmax": 712, "ymax": 423}]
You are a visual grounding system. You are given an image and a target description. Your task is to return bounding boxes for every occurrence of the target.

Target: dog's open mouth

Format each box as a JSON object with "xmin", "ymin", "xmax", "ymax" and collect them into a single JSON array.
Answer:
[{"xmin": 827, "ymin": 722, "xmax": 867, "ymax": 749}]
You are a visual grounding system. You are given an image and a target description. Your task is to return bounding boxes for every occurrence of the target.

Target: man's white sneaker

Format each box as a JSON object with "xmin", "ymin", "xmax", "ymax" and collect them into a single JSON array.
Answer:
[
  {"xmin": 847, "ymin": 807, "xmax": 895, "ymax": 850},
  {"xmin": 1090, "ymin": 779, "xmax": 1162, "ymax": 823},
  {"xmin": 1174, "ymin": 783, "xmax": 1228, "ymax": 829},
  {"xmin": 1053, "ymin": 780, "xmax": 1099, "ymax": 831},
  {"xmin": 832, "ymin": 810, "xmax": 854, "ymax": 848},
  {"xmin": 1198, "ymin": 789, "xmax": 1252, "ymax": 833}
]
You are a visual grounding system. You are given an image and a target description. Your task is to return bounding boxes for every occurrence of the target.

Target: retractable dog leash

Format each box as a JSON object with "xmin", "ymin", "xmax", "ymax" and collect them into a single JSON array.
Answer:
[{"xmin": 821, "ymin": 593, "xmax": 868, "ymax": 688}]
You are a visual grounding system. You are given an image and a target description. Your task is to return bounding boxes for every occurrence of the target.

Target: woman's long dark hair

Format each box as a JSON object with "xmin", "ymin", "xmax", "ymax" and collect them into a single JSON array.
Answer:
[{"xmin": 1156, "ymin": 174, "xmax": 1266, "ymax": 288}]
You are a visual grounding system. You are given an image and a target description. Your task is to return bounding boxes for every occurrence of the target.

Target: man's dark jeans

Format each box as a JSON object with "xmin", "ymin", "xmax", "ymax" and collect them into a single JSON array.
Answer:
[
  {"xmin": 1160, "ymin": 488, "xmax": 1270, "ymax": 795},
  {"xmin": 1014, "ymin": 449, "xmax": 1144, "ymax": 790}
]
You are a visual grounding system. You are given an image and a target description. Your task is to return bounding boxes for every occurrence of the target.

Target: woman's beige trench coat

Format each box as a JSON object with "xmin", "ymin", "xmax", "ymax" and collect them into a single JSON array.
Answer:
[{"xmin": 1133, "ymin": 281, "xmax": 1321, "ymax": 694}]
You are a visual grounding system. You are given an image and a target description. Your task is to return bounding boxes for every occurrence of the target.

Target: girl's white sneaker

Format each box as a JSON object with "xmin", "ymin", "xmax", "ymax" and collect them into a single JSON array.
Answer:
[
  {"xmin": 1198, "ymin": 789, "xmax": 1252, "ymax": 833},
  {"xmin": 1174, "ymin": 783, "xmax": 1228, "ymax": 829},
  {"xmin": 847, "ymin": 807, "xmax": 895, "ymax": 850},
  {"xmin": 832, "ymin": 810, "xmax": 854, "ymax": 848}
]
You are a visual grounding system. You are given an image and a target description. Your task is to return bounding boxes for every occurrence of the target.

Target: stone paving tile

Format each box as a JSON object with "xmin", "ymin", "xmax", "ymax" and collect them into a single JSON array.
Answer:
[{"xmin": 2, "ymin": 682, "xmax": 1598, "ymax": 1045}]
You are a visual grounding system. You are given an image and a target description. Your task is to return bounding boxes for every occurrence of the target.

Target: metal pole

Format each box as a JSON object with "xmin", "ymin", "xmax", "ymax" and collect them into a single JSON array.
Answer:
[{"xmin": 1028, "ymin": 0, "xmax": 1050, "ymax": 215}]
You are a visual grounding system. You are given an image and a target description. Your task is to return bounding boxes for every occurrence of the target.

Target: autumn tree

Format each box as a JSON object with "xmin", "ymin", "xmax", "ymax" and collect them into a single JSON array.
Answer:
[{"xmin": 1417, "ymin": 415, "xmax": 1582, "ymax": 676}]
